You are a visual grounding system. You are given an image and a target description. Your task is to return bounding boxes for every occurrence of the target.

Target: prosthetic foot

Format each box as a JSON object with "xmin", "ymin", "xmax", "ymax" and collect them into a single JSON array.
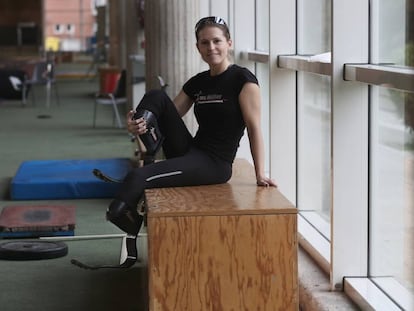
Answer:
[
  {"xmin": 71, "ymin": 199, "xmax": 144, "ymax": 270},
  {"xmin": 106, "ymin": 199, "xmax": 143, "ymax": 267},
  {"xmin": 133, "ymin": 109, "xmax": 164, "ymax": 164}
]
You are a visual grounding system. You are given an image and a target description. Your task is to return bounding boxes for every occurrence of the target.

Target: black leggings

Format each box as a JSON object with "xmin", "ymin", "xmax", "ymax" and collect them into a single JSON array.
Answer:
[{"xmin": 115, "ymin": 90, "xmax": 232, "ymax": 208}]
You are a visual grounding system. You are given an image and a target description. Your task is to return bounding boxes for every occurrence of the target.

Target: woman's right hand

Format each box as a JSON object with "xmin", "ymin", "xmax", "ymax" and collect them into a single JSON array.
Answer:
[{"xmin": 127, "ymin": 110, "xmax": 147, "ymax": 136}]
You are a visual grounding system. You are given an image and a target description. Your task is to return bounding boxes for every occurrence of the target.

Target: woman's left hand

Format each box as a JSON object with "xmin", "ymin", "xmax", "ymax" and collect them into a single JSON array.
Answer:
[
  {"xmin": 127, "ymin": 110, "xmax": 147, "ymax": 136},
  {"xmin": 256, "ymin": 176, "xmax": 277, "ymax": 187}
]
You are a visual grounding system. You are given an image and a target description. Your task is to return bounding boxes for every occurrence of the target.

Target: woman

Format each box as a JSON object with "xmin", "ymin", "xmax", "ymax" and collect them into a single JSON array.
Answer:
[{"xmin": 108, "ymin": 16, "xmax": 276, "ymax": 267}]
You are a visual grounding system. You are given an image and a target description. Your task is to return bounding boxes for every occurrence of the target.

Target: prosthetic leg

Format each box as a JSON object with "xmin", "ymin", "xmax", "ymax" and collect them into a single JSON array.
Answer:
[
  {"xmin": 71, "ymin": 197, "xmax": 145, "ymax": 270},
  {"xmin": 101, "ymin": 109, "xmax": 164, "ymax": 267},
  {"xmin": 133, "ymin": 109, "xmax": 164, "ymax": 165},
  {"xmin": 71, "ymin": 109, "xmax": 164, "ymax": 270},
  {"xmin": 105, "ymin": 198, "xmax": 145, "ymax": 268}
]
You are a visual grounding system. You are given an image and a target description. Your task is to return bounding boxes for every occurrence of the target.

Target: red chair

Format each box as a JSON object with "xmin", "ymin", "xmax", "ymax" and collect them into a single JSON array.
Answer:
[{"xmin": 93, "ymin": 69, "xmax": 127, "ymax": 128}]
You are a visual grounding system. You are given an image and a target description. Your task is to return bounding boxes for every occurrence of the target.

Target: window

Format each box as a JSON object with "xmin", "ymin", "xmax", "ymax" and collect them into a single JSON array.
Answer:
[
  {"xmin": 255, "ymin": 0, "xmax": 270, "ymax": 175},
  {"xmin": 297, "ymin": 0, "xmax": 332, "ymax": 223},
  {"xmin": 297, "ymin": 0, "xmax": 331, "ymax": 55},
  {"xmin": 369, "ymin": 0, "xmax": 414, "ymax": 303},
  {"xmin": 370, "ymin": 86, "xmax": 414, "ymax": 300},
  {"xmin": 53, "ymin": 24, "xmax": 64, "ymax": 34},
  {"xmin": 66, "ymin": 24, "xmax": 75, "ymax": 35},
  {"xmin": 224, "ymin": 0, "xmax": 414, "ymax": 309},
  {"xmin": 297, "ymin": 73, "xmax": 331, "ymax": 224}
]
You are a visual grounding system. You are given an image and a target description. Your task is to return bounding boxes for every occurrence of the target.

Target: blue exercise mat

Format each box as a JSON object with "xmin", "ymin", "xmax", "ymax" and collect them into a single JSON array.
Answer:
[{"xmin": 10, "ymin": 158, "xmax": 132, "ymax": 200}]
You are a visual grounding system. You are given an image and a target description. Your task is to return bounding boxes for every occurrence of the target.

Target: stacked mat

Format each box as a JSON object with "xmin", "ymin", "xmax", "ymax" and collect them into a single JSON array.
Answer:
[{"xmin": 0, "ymin": 205, "xmax": 76, "ymax": 238}]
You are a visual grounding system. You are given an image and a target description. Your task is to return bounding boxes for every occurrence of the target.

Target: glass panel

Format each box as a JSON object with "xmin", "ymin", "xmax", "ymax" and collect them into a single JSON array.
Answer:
[
  {"xmin": 297, "ymin": 72, "xmax": 332, "ymax": 226},
  {"xmin": 297, "ymin": 0, "xmax": 331, "ymax": 55},
  {"xmin": 372, "ymin": 0, "xmax": 413, "ymax": 67},
  {"xmin": 256, "ymin": 62, "xmax": 270, "ymax": 175},
  {"xmin": 370, "ymin": 87, "xmax": 414, "ymax": 296},
  {"xmin": 256, "ymin": 0, "xmax": 269, "ymax": 51},
  {"xmin": 370, "ymin": 0, "xmax": 414, "ymax": 298},
  {"xmin": 256, "ymin": 0, "xmax": 270, "ymax": 174}
]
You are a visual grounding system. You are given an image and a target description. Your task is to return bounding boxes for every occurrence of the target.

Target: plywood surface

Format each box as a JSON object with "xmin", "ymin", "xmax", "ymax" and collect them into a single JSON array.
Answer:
[{"xmin": 148, "ymin": 213, "xmax": 298, "ymax": 311}]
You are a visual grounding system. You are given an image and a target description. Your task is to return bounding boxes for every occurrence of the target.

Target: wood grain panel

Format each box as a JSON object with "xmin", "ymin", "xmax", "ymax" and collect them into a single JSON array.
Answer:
[{"xmin": 148, "ymin": 214, "xmax": 298, "ymax": 311}]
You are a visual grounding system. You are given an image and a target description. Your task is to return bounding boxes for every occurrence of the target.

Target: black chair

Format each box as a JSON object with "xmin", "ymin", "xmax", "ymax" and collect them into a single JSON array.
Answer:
[{"xmin": 22, "ymin": 61, "xmax": 60, "ymax": 106}]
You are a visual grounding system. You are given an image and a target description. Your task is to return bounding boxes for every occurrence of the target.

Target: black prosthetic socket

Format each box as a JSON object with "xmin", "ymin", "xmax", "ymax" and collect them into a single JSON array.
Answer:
[
  {"xmin": 106, "ymin": 199, "xmax": 143, "ymax": 236},
  {"xmin": 133, "ymin": 109, "xmax": 164, "ymax": 162}
]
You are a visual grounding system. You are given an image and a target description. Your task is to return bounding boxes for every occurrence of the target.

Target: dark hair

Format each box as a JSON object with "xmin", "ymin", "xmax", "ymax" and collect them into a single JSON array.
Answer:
[{"xmin": 195, "ymin": 16, "xmax": 231, "ymax": 41}]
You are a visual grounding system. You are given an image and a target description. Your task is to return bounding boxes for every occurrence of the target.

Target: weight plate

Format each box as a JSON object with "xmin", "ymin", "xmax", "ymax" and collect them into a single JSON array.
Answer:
[{"xmin": 0, "ymin": 241, "xmax": 68, "ymax": 260}]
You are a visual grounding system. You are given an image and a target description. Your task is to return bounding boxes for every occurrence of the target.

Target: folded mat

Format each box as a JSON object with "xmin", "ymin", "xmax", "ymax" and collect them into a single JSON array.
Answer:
[
  {"xmin": 10, "ymin": 158, "xmax": 132, "ymax": 200},
  {"xmin": 0, "ymin": 205, "xmax": 76, "ymax": 238}
]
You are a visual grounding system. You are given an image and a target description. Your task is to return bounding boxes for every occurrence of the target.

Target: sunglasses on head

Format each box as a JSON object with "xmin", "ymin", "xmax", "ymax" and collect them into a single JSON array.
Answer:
[{"xmin": 195, "ymin": 16, "xmax": 227, "ymax": 33}]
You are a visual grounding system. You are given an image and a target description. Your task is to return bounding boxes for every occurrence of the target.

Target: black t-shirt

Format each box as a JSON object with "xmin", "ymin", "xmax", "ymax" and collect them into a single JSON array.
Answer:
[{"xmin": 182, "ymin": 64, "xmax": 258, "ymax": 163}]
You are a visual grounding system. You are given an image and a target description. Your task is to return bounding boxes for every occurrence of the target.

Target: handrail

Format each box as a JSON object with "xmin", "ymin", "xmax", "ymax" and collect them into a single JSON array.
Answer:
[
  {"xmin": 277, "ymin": 54, "xmax": 332, "ymax": 76},
  {"xmin": 344, "ymin": 63, "xmax": 414, "ymax": 93}
]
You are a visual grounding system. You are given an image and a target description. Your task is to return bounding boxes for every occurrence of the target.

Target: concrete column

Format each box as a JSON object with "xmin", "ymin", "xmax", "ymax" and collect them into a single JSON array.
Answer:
[
  {"xmin": 124, "ymin": 0, "xmax": 144, "ymax": 109},
  {"xmin": 144, "ymin": 0, "xmax": 201, "ymax": 96},
  {"xmin": 107, "ymin": 0, "xmax": 119, "ymax": 67},
  {"xmin": 145, "ymin": 0, "xmax": 201, "ymax": 133},
  {"xmin": 106, "ymin": 0, "xmax": 144, "ymax": 110}
]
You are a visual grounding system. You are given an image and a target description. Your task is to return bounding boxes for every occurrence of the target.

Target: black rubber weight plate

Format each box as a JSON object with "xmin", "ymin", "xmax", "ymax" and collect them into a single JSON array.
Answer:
[{"xmin": 0, "ymin": 241, "xmax": 68, "ymax": 260}]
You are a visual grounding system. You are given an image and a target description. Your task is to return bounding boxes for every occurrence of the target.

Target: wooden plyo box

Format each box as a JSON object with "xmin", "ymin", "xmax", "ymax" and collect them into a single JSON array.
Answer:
[{"xmin": 145, "ymin": 159, "xmax": 298, "ymax": 311}]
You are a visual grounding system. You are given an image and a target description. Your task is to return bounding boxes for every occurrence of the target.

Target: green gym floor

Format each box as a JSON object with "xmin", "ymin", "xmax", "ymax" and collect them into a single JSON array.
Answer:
[{"xmin": 0, "ymin": 74, "xmax": 148, "ymax": 311}]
